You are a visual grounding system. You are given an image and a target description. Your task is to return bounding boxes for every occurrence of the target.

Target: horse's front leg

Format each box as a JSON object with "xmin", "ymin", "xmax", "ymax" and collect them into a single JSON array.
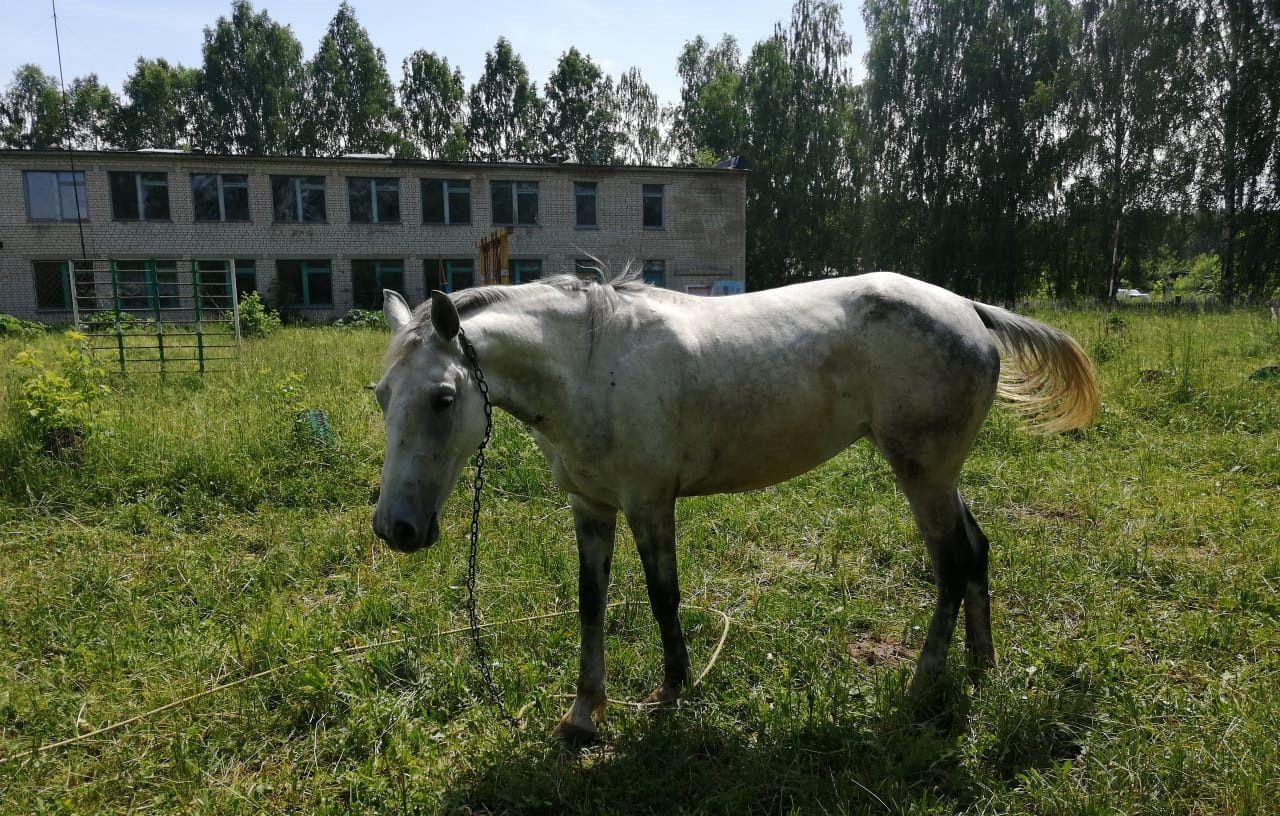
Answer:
[
  {"xmin": 627, "ymin": 502, "xmax": 690, "ymax": 706},
  {"xmin": 553, "ymin": 495, "xmax": 617, "ymax": 745}
]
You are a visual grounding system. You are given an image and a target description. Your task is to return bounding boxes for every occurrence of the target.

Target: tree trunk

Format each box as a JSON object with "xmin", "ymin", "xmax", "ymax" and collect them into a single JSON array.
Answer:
[
  {"xmin": 1220, "ymin": 8, "xmax": 1241, "ymax": 306},
  {"xmin": 1107, "ymin": 212, "xmax": 1123, "ymax": 307},
  {"xmin": 1106, "ymin": 107, "xmax": 1126, "ymax": 306}
]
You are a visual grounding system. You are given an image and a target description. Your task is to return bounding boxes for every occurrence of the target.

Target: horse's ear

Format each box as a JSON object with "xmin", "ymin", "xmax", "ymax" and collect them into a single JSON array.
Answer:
[
  {"xmin": 383, "ymin": 290, "xmax": 412, "ymax": 333},
  {"xmin": 429, "ymin": 290, "xmax": 460, "ymax": 341}
]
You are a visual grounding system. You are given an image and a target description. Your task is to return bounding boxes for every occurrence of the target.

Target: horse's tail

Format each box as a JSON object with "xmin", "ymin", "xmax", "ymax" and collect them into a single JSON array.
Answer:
[{"xmin": 970, "ymin": 301, "xmax": 1100, "ymax": 433}]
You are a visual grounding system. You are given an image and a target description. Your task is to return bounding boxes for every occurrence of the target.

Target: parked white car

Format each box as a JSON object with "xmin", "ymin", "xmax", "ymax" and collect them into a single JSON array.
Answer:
[{"xmin": 1116, "ymin": 288, "xmax": 1152, "ymax": 301}]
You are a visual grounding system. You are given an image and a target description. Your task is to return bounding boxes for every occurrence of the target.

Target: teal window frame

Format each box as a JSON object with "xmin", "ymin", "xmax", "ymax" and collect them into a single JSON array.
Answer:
[
  {"xmin": 509, "ymin": 259, "xmax": 542, "ymax": 283},
  {"xmin": 642, "ymin": 259, "xmax": 667, "ymax": 287},
  {"xmin": 278, "ymin": 259, "xmax": 334, "ymax": 307},
  {"xmin": 194, "ymin": 259, "xmax": 256, "ymax": 307},
  {"xmin": 425, "ymin": 259, "xmax": 474, "ymax": 292},
  {"xmin": 33, "ymin": 260, "xmax": 92, "ymax": 310},
  {"xmin": 113, "ymin": 259, "xmax": 181, "ymax": 310},
  {"xmin": 352, "ymin": 259, "xmax": 406, "ymax": 308}
]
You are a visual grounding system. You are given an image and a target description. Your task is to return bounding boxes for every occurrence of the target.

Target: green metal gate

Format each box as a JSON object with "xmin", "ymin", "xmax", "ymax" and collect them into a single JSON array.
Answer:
[{"xmin": 70, "ymin": 259, "xmax": 242, "ymax": 376}]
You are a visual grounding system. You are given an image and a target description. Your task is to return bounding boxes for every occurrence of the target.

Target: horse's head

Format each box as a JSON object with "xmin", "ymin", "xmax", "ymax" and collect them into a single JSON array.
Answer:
[{"xmin": 372, "ymin": 290, "xmax": 486, "ymax": 552}]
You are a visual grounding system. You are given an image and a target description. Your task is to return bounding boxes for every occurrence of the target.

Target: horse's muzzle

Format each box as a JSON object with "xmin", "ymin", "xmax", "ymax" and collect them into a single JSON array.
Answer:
[{"xmin": 377, "ymin": 511, "xmax": 440, "ymax": 553}]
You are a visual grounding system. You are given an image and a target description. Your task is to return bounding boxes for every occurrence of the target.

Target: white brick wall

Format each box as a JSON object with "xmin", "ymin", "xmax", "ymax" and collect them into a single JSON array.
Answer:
[{"xmin": 0, "ymin": 150, "xmax": 747, "ymax": 321}]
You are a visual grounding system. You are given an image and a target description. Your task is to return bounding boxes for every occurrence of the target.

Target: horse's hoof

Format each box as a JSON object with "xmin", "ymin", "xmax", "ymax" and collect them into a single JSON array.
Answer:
[
  {"xmin": 643, "ymin": 685, "xmax": 681, "ymax": 709},
  {"xmin": 552, "ymin": 719, "xmax": 598, "ymax": 747}
]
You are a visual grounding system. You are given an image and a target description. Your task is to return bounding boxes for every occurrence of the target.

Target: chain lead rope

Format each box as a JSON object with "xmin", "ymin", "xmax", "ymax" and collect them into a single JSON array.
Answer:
[{"xmin": 457, "ymin": 327, "xmax": 519, "ymax": 727}]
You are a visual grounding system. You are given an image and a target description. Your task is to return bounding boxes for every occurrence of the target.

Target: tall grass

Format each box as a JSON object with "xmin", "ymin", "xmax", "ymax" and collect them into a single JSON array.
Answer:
[{"xmin": 0, "ymin": 310, "xmax": 1277, "ymax": 815}]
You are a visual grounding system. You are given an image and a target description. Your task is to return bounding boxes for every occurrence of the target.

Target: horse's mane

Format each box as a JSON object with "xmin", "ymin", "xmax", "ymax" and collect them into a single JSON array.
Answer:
[{"xmin": 386, "ymin": 262, "xmax": 651, "ymax": 367}]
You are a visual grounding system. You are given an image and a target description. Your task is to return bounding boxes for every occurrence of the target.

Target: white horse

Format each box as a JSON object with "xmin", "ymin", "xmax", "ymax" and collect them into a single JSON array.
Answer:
[{"xmin": 372, "ymin": 269, "xmax": 1098, "ymax": 744}]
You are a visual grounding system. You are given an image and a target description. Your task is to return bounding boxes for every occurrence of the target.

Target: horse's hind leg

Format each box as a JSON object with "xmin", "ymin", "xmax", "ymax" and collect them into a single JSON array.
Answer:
[
  {"xmin": 893, "ymin": 478, "xmax": 973, "ymax": 697},
  {"xmin": 960, "ymin": 503, "xmax": 996, "ymax": 672}
]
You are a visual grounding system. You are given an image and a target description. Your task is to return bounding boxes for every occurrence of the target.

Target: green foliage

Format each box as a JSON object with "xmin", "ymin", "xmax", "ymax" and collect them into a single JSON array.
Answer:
[
  {"xmin": 613, "ymin": 67, "xmax": 669, "ymax": 165},
  {"xmin": 333, "ymin": 309, "xmax": 387, "ymax": 330},
  {"xmin": 83, "ymin": 311, "xmax": 152, "ymax": 332},
  {"xmin": 9, "ymin": 332, "xmax": 109, "ymax": 453},
  {"xmin": 544, "ymin": 47, "xmax": 618, "ymax": 163},
  {"xmin": 66, "ymin": 74, "xmax": 119, "ymax": 150},
  {"xmin": 115, "ymin": 58, "xmax": 200, "ymax": 150},
  {"xmin": 0, "ymin": 314, "xmax": 46, "ymax": 339},
  {"xmin": 740, "ymin": 1, "xmax": 858, "ymax": 289},
  {"xmin": 237, "ymin": 291, "xmax": 280, "ymax": 338},
  {"xmin": 307, "ymin": 2, "xmax": 401, "ymax": 156},
  {"xmin": 0, "ymin": 64, "xmax": 65, "ymax": 149},
  {"xmin": 1072, "ymin": 0, "xmax": 1198, "ymax": 300},
  {"xmin": 1174, "ymin": 253, "xmax": 1222, "ymax": 297},
  {"xmin": 195, "ymin": 0, "xmax": 309, "ymax": 154},
  {"xmin": 466, "ymin": 37, "xmax": 545, "ymax": 161},
  {"xmin": 400, "ymin": 50, "xmax": 468, "ymax": 159},
  {"xmin": 674, "ymin": 35, "xmax": 747, "ymax": 163}
]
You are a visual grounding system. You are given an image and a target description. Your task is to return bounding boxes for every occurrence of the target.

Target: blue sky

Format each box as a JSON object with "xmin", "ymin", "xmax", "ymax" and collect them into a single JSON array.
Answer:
[{"xmin": 2, "ymin": 0, "xmax": 867, "ymax": 106}]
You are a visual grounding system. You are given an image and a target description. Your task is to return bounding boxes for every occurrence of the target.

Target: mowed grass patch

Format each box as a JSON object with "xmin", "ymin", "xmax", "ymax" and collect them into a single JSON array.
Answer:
[{"xmin": 0, "ymin": 310, "xmax": 1277, "ymax": 815}]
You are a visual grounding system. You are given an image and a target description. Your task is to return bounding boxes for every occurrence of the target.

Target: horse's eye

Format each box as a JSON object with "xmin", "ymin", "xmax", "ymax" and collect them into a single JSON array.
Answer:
[{"xmin": 432, "ymin": 392, "xmax": 455, "ymax": 412}]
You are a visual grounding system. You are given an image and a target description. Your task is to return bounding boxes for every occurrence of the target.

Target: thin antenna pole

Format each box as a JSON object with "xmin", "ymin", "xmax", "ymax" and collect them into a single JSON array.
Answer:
[{"xmin": 51, "ymin": 0, "xmax": 88, "ymax": 260}]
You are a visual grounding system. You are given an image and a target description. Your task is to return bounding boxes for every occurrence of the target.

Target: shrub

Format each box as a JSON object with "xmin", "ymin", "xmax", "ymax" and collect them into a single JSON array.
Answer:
[
  {"xmin": 333, "ymin": 309, "xmax": 388, "ymax": 330},
  {"xmin": 82, "ymin": 311, "xmax": 155, "ymax": 332},
  {"xmin": 0, "ymin": 314, "xmax": 46, "ymax": 339},
  {"xmin": 11, "ymin": 332, "xmax": 110, "ymax": 454},
  {"xmin": 238, "ymin": 292, "xmax": 281, "ymax": 338}
]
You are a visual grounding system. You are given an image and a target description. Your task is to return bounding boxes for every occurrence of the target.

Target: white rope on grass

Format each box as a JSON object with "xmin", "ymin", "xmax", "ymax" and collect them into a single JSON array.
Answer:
[{"xmin": 0, "ymin": 601, "xmax": 731, "ymax": 764}]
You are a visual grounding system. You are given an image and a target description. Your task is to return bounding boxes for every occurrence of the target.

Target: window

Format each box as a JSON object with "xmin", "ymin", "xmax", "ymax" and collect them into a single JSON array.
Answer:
[
  {"xmin": 348, "ymin": 177, "xmax": 400, "ymax": 224},
  {"xmin": 196, "ymin": 260, "xmax": 233, "ymax": 309},
  {"xmin": 509, "ymin": 259, "xmax": 542, "ymax": 283},
  {"xmin": 234, "ymin": 260, "xmax": 257, "ymax": 299},
  {"xmin": 194, "ymin": 259, "xmax": 257, "ymax": 308},
  {"xmin": 33, "ymin": 260, "xmax": 92, "ymax": 310},
  {"xmin": 277, "ymin": 260, "xmax": 333, "ymax": 307},
  {"xmin": 574, "ymin": 181, "xmax": 598, "ymax": 228},
  {"xmin": 575, "ymin": 258, "xmax": 603, "ymax": 277},
  {"xmin": 422, "ymin": 179, "xmax": 471, "ymax": 224},
  {"xmin": 113, "ymin": 259, "xmax": 181, "ymax": 309},
  {"xmin": 425, "ymin": 259, "xmax": 476, "ymax": 292},
  {"xmin": 271, "ymin": 176, "xmax": 327, "ymax": 223},
  {"xmin": 491, "ymin": 180, "xmax": 538, "ymax": 225},
  {"xmin": 192, "ymin": 174, "xmax": 250, "ymax": 222},
  {"xmin": 25, "ymin": 171, "xmax": 88, "ymax": 221},
  {"xmin": 642, "ymin": 260, "xmax": 667, "ymax": 288},
  {"xmin": 352, "ymin": 260, "xmax": 406, "ymax": 308},
  {"xmin": 109, "ymin": 172, "xmax": 170, "ymax": 221},
  {"xmin": 642, "ymin": 183, "xmax": 664, "ymax": 228}
]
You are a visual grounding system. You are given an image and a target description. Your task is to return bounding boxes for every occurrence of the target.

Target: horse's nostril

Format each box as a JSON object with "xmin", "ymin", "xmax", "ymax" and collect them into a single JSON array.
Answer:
[{"xmin": 392, "ymin": 519, "xmax": 417, "ymax": 546}]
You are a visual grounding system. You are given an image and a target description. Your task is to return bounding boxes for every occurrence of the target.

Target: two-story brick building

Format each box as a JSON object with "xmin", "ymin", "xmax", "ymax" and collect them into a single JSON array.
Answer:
[{"xmin": 0, "ymin": 149, "xmax": 747, "ymax": 322}]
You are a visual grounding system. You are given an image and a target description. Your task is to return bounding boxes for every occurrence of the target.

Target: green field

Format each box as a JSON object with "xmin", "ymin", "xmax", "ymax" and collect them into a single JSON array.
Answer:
[{"xmin": 1, "ymin": 309, "xmax": 1277, "ymax": 815}]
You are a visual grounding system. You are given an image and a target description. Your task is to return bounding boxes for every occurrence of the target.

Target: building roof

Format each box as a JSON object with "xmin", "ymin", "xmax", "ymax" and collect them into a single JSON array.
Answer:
[{"xmin": 0, "ymin": 148, "xmax": 746, "ymax": 176}]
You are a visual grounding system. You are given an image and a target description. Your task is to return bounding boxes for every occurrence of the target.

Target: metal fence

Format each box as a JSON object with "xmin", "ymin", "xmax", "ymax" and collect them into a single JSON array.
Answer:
[{"xmin": 69, "ymin": 259, "xmax": 242, "ymax": 375}]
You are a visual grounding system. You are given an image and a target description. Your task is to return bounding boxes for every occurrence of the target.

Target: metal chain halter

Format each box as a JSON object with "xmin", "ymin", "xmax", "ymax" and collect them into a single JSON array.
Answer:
[{"xmin": 456, "ymin": 326, "xmax": 518, "ymax": 727}]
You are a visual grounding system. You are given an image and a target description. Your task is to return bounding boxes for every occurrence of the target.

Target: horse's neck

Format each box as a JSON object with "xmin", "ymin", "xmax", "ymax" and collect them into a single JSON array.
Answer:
[{"xmin": 467, "ymin": 299, "xmax": 583, "ymax": 432}]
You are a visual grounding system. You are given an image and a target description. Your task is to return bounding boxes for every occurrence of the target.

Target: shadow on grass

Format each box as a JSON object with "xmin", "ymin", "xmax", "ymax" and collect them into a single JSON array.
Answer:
[{"xmin": 440, "ymin": 673, "xmax": 1097, "ymax": 815}]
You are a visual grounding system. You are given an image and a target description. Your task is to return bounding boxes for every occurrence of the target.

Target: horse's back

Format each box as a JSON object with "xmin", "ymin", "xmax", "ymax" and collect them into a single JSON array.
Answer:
[{"xmin": 610, "ymin": 273, "xmax": 1001, "ymax": 498}]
